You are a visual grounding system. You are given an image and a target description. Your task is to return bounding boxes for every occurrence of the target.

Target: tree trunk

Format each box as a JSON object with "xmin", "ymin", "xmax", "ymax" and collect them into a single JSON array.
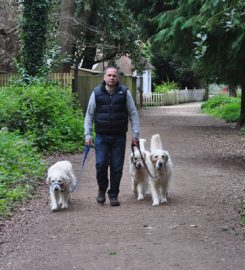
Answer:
[
  {"xmin": 57, "ymin": 0, "xmax": 76, "ymax": 72},
  {"xmin": 81, "ymin": 43, "xmax": 97, "ymax": 69},
  {"xmin": 57, "ymin": 0, "xmax": 98, "ymax": 72},
  {"xmin": 72, "ymin": 60, "xmax": 79, "ymax": 94},
  {"xmin": 203, "ymin": 80, "xmax": 209, "ymax": 101},
  {"xmin": 80, "ymin": 0, "xmax": 97, "ymax": 69},
  {"xmin": 238, "ymin": 84, "xmax": 245, "ymax": 128},
  {"xmin": 0, "ymin": 1, "xmax": 20, "ymax": 72}
]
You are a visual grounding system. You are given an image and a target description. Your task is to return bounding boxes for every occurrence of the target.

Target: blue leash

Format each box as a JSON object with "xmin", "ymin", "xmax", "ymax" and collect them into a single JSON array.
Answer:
[{"xmin": 70, "ymin": 145, "xmax": 91, "ymax": 193}]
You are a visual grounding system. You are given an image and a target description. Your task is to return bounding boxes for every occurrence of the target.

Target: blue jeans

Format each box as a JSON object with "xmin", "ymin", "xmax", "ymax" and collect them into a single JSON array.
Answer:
[{"xmin": 95, "ymin": 133, "xmax": 126, "ymax": 198}]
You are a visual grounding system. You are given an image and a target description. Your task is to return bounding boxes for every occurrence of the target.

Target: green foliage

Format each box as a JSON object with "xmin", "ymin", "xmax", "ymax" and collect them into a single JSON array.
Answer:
[
  {"xmin": 125, "ymin": 0, "xmax": 172, "ymax": 39},
  {"xmin": 97, "ymin": 0, "xmax": 144, "ymax": 70},
  {"xmin": 0, "ymin": 130, "xmax": 46, "ymax": 217},
  {"xmin": 20, "ymin": 0, "xmax": 53, "ymax": 77},
  {"xmin": 0, "ymin": 83, "xmax": 84, "ymax": 152},
  {"xmin": 201, "ymin": 95, "xmax": 233, "ymax": 111},
  {"xmin": 126, "ymin": 1, "xmax": 201, "ymax": 88},
  {"xmin": 152, "ymin": 0, "xmax": 245, "ymax": 87},
  {"xmin": 201, "ymin": 95, "xmax": 241, "ymax": 122},
  {"xmin": 240, "ymin": 214, "xmax": 245, "ymax": 226},
  {"xmin": 215, "ymin": 103, "xmax": 240, "ymax": 122},
  {"xmin": 154, "ymin": 81, "xmax": 179, "ymax": 93},
  {"xmin": 68, "ymin": 0, "xmax": 145, "ymax": 70},
  {"xmin": 148, "ymin": 0, "xmax": 245, "ymax": 126}
]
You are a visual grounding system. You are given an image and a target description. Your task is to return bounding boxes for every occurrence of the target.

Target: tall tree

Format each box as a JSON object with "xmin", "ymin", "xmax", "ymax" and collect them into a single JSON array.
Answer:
[
  {"xmin": 57, "ymin": 0, "xmax": 77, "ymax": 72},
  {"xmin": 153, "ymin": 0, "xmax": 245, "ymax": 127},
  {"xmin": 125, "ymin": 0, "xmax": 200, "ymax": 88},
  {"xmin": 0, "ymin": 0, "xmax": 20, "ymax": 73},
  {"xmin": 21, "ymin": 0, "xmax": 52, "ymax": 77},
  {"xmin": 57, "ymin": 0, "xmax": 142, "ymax": 71}
]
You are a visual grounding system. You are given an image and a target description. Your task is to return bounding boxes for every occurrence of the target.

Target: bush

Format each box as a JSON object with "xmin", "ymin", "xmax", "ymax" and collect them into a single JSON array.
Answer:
[
  {"xmin": 201, "ymin": 94, "xmax": 234, "ymax": 111},
  {"xmin": 215, "ymin": 103, "xmax": 240, "ymax": 122},
  {"xmin": 201, "ymin": 94, "xmax": 241, "ymax": 122},
  {"xmin": 0, "ymin": 130, "xmax": 46, "ymax": 217},
  {"xmin": 0, "ymin": 83, "xmax": 85, "ymax": 152},
  {"xmin": 154, "ymin": 81, "xmax": 179, "ymax": 93}
]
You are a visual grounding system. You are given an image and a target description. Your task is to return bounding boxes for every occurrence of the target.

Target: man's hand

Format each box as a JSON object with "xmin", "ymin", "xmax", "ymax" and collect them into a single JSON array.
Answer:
[
  {"xmin": 132, "ymin": 137, "xmax": 139, "ymax": 147},
  {"xmin": 85, "ymin": 138, "xmax": 92, "ymax": 146}
]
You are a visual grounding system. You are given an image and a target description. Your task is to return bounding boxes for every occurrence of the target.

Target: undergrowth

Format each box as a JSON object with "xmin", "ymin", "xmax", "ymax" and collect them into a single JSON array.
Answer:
[
  {"xmin": 0, "ymin": 82, "xmax": 85, "ymax": 153},
  {"xmin": 0, "ymin": 130, "xmax": 46, "ymax": 217},
  {"xmin": 153, "ymin": 81, "xmax": 179, "ymax": 93},
  {"xmin": 203, "ymin": 95, "xmax": 244, "ymax": 227},
  {"xmin": 0, "ymin": 82, "xmax": 85, "ymax": 217},
  {"xmin": 201, "ymin": 94, "xmax": 241, "ymax": 123}
]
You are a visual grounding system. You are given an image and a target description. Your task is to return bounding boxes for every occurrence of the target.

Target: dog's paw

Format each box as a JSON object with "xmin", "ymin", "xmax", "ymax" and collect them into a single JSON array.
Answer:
[
  {"xmin": 61, "ymin": 203, "xmax": 68, "ymax": 209},
  {"xmin": 137, "ymin": 194, "xmax": 144, "ymax": 200},
  {"xmin": 160, "ymin": 197, "xmax": 167, "ymax": 204},
  {"xmin": 152, "ymin": 200, "xmax": 160, "ymax": 206},
  {"xmin": 132, "ymin": 184, "xmax": 137, "ymax": 195},
  {"xmin": 132, "ymin": 189, "xmax": 137, "ymax": 195},
  {"xmin": 51, "ymin": 205, "xmax": 59, "ymax": 211}
]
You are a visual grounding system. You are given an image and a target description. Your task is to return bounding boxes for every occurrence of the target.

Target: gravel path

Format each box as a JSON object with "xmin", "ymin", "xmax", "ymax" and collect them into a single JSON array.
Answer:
[{"xmin": 0, "ymin": 102, "xmax": 244, "ymax": 270}]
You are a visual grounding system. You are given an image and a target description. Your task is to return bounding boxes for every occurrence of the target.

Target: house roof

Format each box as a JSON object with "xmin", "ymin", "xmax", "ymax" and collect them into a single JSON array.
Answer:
[{"xmin": 93, "ymin": 55, "xmax": 153, "ymax": 75}]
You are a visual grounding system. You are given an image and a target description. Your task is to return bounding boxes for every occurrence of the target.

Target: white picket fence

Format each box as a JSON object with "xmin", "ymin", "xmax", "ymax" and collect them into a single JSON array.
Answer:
[{"xmin": 137, "ymin": 89, "xmax": 205, "ymax": 106}]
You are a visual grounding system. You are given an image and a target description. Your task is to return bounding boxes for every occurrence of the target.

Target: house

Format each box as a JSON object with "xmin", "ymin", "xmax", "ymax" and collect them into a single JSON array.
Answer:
[{"xmin": 92, "ymin": 55, "xmax": 153, "ymax": 94}]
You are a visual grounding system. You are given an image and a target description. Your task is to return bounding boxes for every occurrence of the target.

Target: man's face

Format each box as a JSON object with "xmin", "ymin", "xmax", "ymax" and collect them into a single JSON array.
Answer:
[{"xmin": 104, "ymin": 68, "xmax": 118, "ymax": 88}]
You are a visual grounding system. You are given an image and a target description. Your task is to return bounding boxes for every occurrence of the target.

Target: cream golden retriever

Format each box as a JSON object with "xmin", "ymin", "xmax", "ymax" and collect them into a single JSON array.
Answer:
[
  {"xmin": 129, "ymin": 139, "xmax": 151, "ymax": 200},
  {"xmin": 46, "ymin": 160, "xmax": 76, "ymax": 211},
  {"xmin": 149, "ymin": 134, "xmax": 173, "ymax": 206}
]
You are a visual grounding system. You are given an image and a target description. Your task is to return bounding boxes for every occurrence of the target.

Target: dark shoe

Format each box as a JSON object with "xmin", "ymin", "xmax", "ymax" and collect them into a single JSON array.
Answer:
[
  {"xmin": 109, "ymin": 197, "xmax": 120, "ymax": 207},
  {"xmin": 97, "ymin": 190, "xmax": 106, "ymax": 204}
]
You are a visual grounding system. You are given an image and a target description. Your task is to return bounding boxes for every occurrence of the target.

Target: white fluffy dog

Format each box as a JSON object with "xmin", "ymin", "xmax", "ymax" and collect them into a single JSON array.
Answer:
[
  {"xmin": 129, "ymin": 139, "xmax": 151, "ymax": 200},
  {"xmin": 149, "ymin": 134, "xmax": 173, "ymax": 206},
  {"xmin": 46, "ymin": 160, "xmax": 76, "ymax": 211}
]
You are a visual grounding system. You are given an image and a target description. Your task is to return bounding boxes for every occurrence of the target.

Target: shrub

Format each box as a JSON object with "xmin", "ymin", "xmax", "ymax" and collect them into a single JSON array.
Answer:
[
  {"xmin": 201, "ymin": 94, "xmax": 233, "ymax": 111},
  {"xmin": 201, "ymin": 94, "xmax": 241, "ymax": 122},
  {"xmin": 0, "ymin": 83, "xmax": 85, "ymax": 152},
  {"xmin": 215, "ymin": 103, "xmax": 240, "ymax": 122},
  {"xmin": 0, "ymin": 130, "xmax": 46, "ymax": 217},
  {"xmin": 154, "ymin": 81, "xmax": 179, "ymax": 93}
]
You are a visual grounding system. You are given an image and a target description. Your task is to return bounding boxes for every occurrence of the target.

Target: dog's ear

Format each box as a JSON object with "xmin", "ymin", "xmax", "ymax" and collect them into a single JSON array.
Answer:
[
  {"xmin": 130, "ymin": 154, "xmax": 134, "ymax": 163},
  {"xmin": 165, "ymin": 155, "xmax": 169, "ymax": 162},
  {"xmin": 65, "ymin": 177, "xmax": 71, "ymax": 186},
  {"xmin": 46, "ymin": 176, "xmax": 51, "ymax": 185}
]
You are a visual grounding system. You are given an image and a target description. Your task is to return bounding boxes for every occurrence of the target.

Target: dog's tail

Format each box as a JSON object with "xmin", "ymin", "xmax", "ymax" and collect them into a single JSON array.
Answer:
[
  {"xmin": 151, "ymin": 133, "xmax": 162, "ymax": 151},
  {"xmin": 139, "ymin": 138, "xmax": 146, "ymax": 151}
]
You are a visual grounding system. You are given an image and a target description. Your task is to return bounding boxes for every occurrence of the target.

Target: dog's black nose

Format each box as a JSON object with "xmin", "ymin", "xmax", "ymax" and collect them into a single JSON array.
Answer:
[{"xmin": 54, "ymin": 187, "xmax": 59, "ymax": 191}]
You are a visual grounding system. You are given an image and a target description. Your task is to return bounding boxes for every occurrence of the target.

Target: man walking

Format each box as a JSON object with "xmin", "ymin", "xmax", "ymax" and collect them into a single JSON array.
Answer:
[{"xmin": 84, "ymin": 66, "xmax": 140, "ymax": 206}]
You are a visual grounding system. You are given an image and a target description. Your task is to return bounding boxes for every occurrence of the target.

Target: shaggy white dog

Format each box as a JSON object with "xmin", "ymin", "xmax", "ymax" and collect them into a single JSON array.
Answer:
[
  {"xmin": 129, "ymin": 139, "xmax": 151, "ymax": 200},
  {"xmin": 149, "ymin": 134, "xmax": 173, "ymax": 206},
  {"xmin": 46, "ymin": 160, "xmax": 76, "ymax": 211}
]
